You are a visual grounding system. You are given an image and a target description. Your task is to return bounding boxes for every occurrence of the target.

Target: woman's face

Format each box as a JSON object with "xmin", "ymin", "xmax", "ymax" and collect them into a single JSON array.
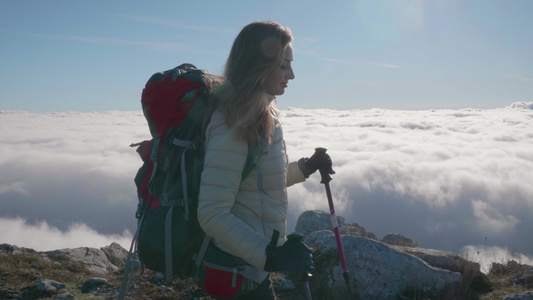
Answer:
[{"xmin": 264, "ymin": 44, "xmax": 295, "ymax": 96}]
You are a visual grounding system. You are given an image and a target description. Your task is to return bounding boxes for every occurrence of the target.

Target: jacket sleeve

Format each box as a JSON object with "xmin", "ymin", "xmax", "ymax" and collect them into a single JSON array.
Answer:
[
  {"xmin": 197, "ymin": 119, "xmax": 271, "ymax": 270},
  {"xmin": 286, "ymin": 161, "xmax": 306, "ymax": 187}
]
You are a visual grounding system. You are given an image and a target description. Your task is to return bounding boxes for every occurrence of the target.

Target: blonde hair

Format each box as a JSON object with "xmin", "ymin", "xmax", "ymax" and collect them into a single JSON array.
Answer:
[{"xmin": 216, "ymin": 21, "xmax": 293, "ymax": 144}]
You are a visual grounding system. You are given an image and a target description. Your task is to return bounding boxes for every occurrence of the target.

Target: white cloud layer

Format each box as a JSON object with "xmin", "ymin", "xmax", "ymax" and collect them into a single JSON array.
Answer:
[
  {"xmin": 1, "ymin": 104, "xmax": 532, "ymax": 269},
  {"xmin": 461, "ymin": 245, "xmax": 533, "ymax": 274},
  {"xmin": 0, "ymin": 217, "xmax": 132, "ymax": 251}
]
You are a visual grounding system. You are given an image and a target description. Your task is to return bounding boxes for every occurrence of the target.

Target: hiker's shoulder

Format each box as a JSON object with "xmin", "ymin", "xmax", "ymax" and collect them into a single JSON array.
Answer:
[
  {"xmin": 209, "ymin": 109, "xmax": 226, "ymax": 127},
  {"xmin": 205, "ymin": 109, "xmax": 227, "ymax": 135},
  {"xmin": 205, "ymin": 109, "xmax": 245, "ymax": 148},
  {"xmin": 206, "ymin": 109, "xmax": 232, "ymax": 134}
]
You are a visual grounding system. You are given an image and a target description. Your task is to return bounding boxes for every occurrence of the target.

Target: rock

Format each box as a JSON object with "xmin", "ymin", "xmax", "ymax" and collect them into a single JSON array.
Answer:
[
  {"xmin": 393, "ymin": 245, "xmax": 490, "ymax": 293},
  {"xmin": 54, "ymin": 290, "xmax": 75, "ymax": 300},
  {"xmin": 366, "ymin": 232, "xmax": 378, "ymax": 240},
  {"xmin": 1, "ymin": 288, "xmax": 22, "ymax": 299},
  {"xmin": 0, "ymin": 243, "xmax": 17, "ymax": 254},
  {"xmin": 43, "ymin": 243, "xmax": 132, "ymax": 275},
  {"xmin": 150, "ymin": 272, "xmax": 166, "ymax": 286},
  {"xmin": 295, "ymin": 210, "xmax": 376, "ymax": 239},
  {"xmin": 275, "ymin": 279, "xmax": 296, "ymax": 290},
  {"xmin": 504, "ymin": 291, "xmax": 533, "ymax": 300},
  {"xmin": 296, "ymin": 210, "xmax": 465, "ymax": 299},
  {"xmin": 344, "ymin": 222, "xmax": 378, "ymax": 239},
  {"xmin": 101, "ymin": 242, "xmax": 128, "ymax": 268},
  {"xmin": 306, "ymin": 231, "xmax": 463, "ymax": 299},
  {"xmin": 515, "ymin": 268, "xmax": 533, "ymax": 287},
  {"xmin": 81, "ymin": 277, "xmax": 109, "ymax": 293},
  {"xmin": 22, "ymin": 279, "xmax": 66, "ymax": 299},
  {"xmin": 295, "ymin": 210, "xmax": 348, "ymax": 236},
  {"xmin": 33, "ymin": 279, "xmax": 65, "ymax": 292},
  {"xmin": 393, "ymin": 246, "xmax": 481, "ymax": 275},
  {"xmin": 491, "ymin": 260, "xmax": 528, "ymax": 275},
  {"xmin": 382, "ymin": 233, "xmax": 417, "ymax": 247},
  {"xmin": 45, "ymin": 246, "xmax": 119, "ymax": 274},
  {"xmin": 0, "ymin": 243, "xmax": 36, "ymax": 255}
]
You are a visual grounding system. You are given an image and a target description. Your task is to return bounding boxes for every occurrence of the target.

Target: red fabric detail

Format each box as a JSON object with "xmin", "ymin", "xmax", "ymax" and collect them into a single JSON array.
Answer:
[
  {"xmin": 142, "ymin": 76, "xmax": 203, "ymax": 140},
  {"xmin": 147, "ymin": 196, "xmax": 161, "ymax": 212},
  {"xmin": 138, "ymin": 161, "xmax": 161, "ymax": 213},
  {"xmin": 204, "ymin": 265, "xmax": 243, "ymax": 298},
  {"xmin": 139, "ymin": 72, "xmax": 203, "ymax": 214},
  {"xmin": 136, "ymin": 140, "xmax": 153, "ymax": 162}
]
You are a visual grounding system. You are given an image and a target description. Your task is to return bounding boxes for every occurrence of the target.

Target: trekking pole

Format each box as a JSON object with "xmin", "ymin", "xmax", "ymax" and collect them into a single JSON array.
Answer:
[
  {"xmin": 314, "ymin": 147, "xmax": 352, "ymax": 296},
  {"xmin": 287, "ymin": 233, "xmax": 313, "ymax": 300}
]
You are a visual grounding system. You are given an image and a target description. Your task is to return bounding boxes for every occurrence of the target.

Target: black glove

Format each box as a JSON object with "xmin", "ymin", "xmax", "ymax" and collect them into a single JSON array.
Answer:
[
  {"xmin": 264, "ymin": 233, "xmax": 314, "ymax": 273},
  {"xmin": 298, "ymin": 150, "xmax": 335, "ymax": 178}
]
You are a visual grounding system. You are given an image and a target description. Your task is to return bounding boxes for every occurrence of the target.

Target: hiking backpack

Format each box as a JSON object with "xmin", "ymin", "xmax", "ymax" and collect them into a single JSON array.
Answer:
[{"xmin": 119, "ymin": 64, "xmax": 258, "ymax": 297}]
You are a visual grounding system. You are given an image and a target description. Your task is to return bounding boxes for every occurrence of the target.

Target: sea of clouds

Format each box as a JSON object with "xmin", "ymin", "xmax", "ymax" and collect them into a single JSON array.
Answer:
[{"xmin": 1, "ymin": 103, "xmax": 532, "ymax": 272}]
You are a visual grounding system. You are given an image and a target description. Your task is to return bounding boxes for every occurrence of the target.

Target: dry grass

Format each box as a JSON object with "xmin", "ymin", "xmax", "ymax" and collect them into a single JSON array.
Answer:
[
  {"xmin": 0, "ymin": 251, "xmax": 94, "ymax": 299},
  {"xmin": 478, "ymin": 261, "xmax": 533, "ymax": 300},
  {"xmin": 1, "ymin": 252, "xmax": 532, "ymax": 300},
  {"xmin": 0, "ymin": 253, "xmax": 88, "ymax": 286}
]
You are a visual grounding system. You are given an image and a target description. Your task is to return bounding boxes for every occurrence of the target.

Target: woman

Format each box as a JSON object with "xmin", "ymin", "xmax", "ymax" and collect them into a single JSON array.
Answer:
[{"xmin": 197, "ymin": 21, "xmax": 334, "ymax": 299}]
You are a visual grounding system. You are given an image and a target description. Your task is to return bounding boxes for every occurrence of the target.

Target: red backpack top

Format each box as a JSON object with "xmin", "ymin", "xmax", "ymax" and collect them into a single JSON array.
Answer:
[{"xmin": 132, "ymin": 63, "xmax": 220, "ymax": 216}]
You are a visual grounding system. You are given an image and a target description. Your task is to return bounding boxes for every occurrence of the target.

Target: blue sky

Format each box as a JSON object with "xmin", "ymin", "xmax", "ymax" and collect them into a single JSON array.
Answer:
[{"xmin": 1, "ymin": 0, "xmax": 532, "ymax": 112}]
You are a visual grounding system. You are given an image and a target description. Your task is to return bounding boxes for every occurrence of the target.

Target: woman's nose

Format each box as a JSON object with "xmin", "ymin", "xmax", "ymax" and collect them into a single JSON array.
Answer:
[{"xmin": 288, "ymin": 67, "xmax": 295, "ymax": 80}]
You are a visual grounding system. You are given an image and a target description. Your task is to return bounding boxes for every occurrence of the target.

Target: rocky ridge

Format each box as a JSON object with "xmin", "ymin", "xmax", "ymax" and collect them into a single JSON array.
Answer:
[
  {"xmin": 1, "ymin": 210, "xmax": 532, "ymax": 299},
  {"xmin": 0, "ymin": 243, "xmax": 128, "ymax": 299}
]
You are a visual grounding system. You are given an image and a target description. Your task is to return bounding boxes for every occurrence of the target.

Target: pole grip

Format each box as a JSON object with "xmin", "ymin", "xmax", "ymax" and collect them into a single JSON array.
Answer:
[
  {"xmin": 287, "ymin": 233, "xmax": 313, "ymax": 281},
  {"xmin": 314, "ymin": 147, "xmax": 332, "ymax": 184},
  {"xmin": 269, "ymin": 230, "xmax": 280, "ymax": 247},
  {"xmin": 287, "ymin": 232, "xmax": 304, "ymax": 242}
]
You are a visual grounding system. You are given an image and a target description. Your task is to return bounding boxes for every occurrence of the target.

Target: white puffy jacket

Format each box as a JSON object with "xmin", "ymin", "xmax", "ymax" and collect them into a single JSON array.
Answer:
[{"xmin": 197, "ymin": 109, "xmax": 306, "ymax": 270}]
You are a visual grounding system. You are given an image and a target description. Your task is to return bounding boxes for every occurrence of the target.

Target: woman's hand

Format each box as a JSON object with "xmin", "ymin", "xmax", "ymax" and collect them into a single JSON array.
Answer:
[{"xmin": 298, "ymin": 149, "xmax": 335, "ymax": 178}]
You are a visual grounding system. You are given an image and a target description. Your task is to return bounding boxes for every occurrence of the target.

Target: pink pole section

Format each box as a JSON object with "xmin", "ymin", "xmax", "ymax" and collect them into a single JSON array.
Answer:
[
  {"xmin": 326, "ymin": 184, "xmax": 349, "ymax": 274},
  {"xmin": 315, "ymin": 147, "xmax": 352, "ymax": 295}
]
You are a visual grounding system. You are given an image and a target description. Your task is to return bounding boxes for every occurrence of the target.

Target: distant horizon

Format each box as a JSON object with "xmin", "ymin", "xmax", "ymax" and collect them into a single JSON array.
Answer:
[{"xmin": 2, "ymin": 100, "xmax": 532, "ymax": 114}]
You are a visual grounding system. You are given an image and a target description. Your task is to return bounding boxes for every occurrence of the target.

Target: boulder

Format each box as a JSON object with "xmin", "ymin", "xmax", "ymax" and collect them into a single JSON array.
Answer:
[
  {"xmin": 101, "ymin": 242, "xmax": 128, "ymax": 269},
  {"xmin": 22, "ymin": 279, "xmax": 66, "ymax": 299},
  {"xmin": 53, "ymin": 291, "xmax": 75, "ymax": 300},
  {"xmin": 150, "ymin": 272, "xmax": 166, "ymax": 286},
  {"xmin": 296, "ymin": 210, "xmax": 465, "ymax": 299},
  {"xmin": 42, "ymin": 243, "xmax": 129, "ymax": 275},
  {"xmin": 45, "ymin": 246, "xmax": 119, "ymax": 275},
  {"xmin": 393, "ymin": 246, "xmax": 474, "ymax": 273},
  {"xmin": 504, "ymin": 291, "xmax": 533, "ymax": 300},
  {"xmin": 382, "ymin": 233, "xmax": 417, "ymax": 247},
  {"xmin": 297, "ymin": 210, "xmax": 479, "ymax": 277},
  {"xmin": 1, "ymin": 288, "xmax": 22, "ymax": 300},
  {"xmin": 0, "ymin": 243, "xmax": 37, "ymax": 255},
  {"xmin": 345, "ymin": 222, "xmax": 378, "ymax": 239},
  {"xmin": 81, "ymin": 277, "xmax": 109, "ymax": 293},
  {"xmin": 305, "ymin": 230, "xmax": 463, "ymax": 300},
  {"xmin": 514, "ymin": 268, "xmax": 533, "ymax": 287},
  {"xmin": 295, "ymin": 210, "xmax": 376, "ymax": 239},
  {"xmin": 33, "ymin": 279, "xmax": 65, "ymax": 293},
  {"xmin": 295, "ymin": 210, "xmax": 349, "ymax": 236},
  {"xmin": 393, "ymin": 245, "xmax": 489, "ymax": 293}
]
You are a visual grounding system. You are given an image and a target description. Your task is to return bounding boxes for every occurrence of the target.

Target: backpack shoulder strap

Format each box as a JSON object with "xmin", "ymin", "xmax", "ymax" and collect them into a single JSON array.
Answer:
[
  {"xmin": 241, "ymin": 143, "xmax": 258, "ymax": 182},
  {"xmin": 241, "ymin": 139, "xmax": 268, "ymax": 195}
]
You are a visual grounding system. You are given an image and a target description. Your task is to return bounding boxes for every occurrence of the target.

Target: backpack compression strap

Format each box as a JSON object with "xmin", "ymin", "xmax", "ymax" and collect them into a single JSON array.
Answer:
[
  {"xmin": 164, "ymin": 205, "xmax": 175, "ymax": 284},
  {"xmin": 118, "ymin": 203, "xmax": 148, "ymax": 300}
]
